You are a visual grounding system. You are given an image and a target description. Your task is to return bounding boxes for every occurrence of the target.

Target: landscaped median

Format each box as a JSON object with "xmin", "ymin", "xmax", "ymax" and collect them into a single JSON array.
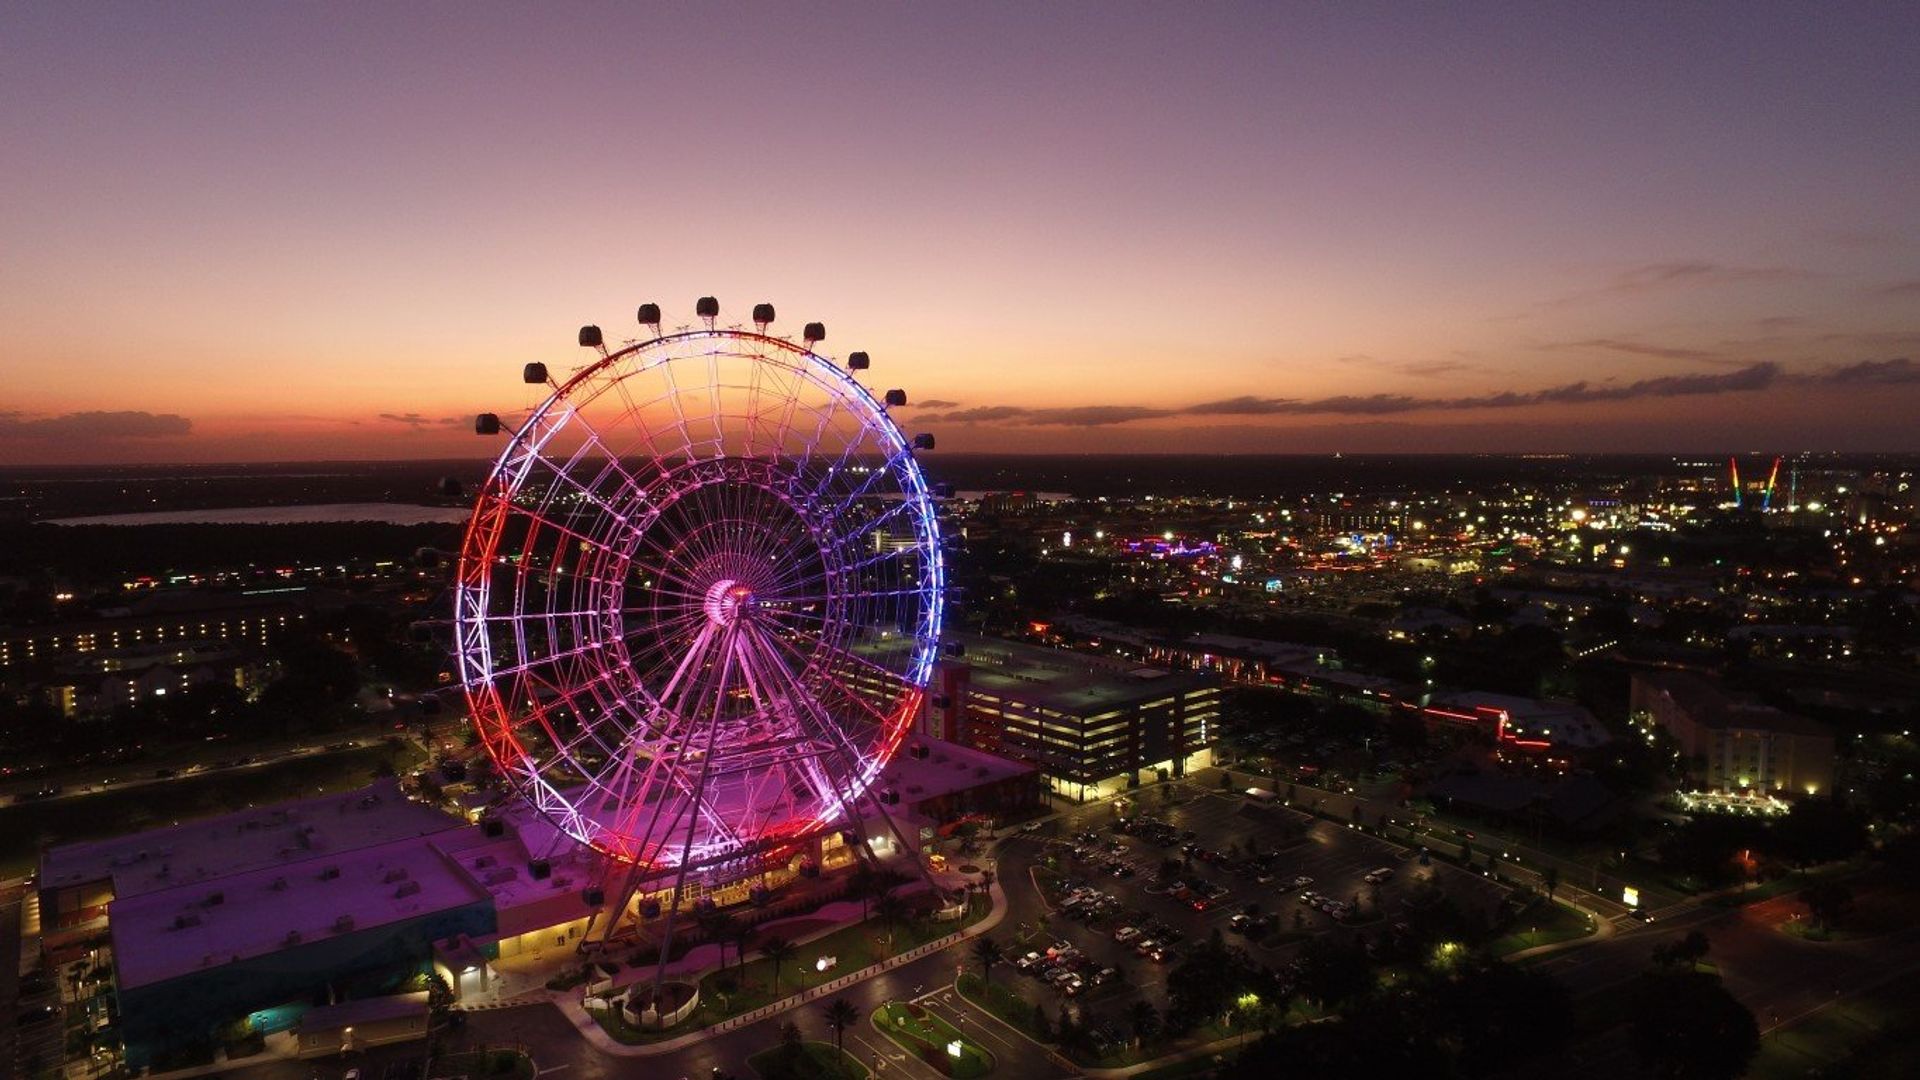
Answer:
[
  {"xmin": 1487, "ymin": 899, "xmax": 1597, "ymax": 957},
  {"xmin": 747, "ymin": 1040, "xmax": 870, "ymax": 1080},
  {"xmin": 585, "ymin": 892, "xmax": 993, "ymax": 1043},
  {"xmin": 873, "ymin": 1001, "xmax": 993, "ymax": 1078},
  {"xmin": 427, "ymin": 1049, "xmax": 535, "ymax": 1080}
]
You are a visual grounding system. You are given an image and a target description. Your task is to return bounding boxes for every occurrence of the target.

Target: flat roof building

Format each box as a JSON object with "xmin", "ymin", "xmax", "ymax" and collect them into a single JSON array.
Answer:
[
  {"xmin": 928, "ymin": 635, "xmax": 1220, "ymax": 801},
  {"xmin": 38, "ymin": 736, "xmax": 1037, "ymax": 1068}
]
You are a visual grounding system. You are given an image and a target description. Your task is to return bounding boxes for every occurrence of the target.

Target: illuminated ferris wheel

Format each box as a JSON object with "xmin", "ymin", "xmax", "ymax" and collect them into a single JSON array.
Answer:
[{"xmin": 453, "ymin": 298, "xmax": 944, "ymax": 890}]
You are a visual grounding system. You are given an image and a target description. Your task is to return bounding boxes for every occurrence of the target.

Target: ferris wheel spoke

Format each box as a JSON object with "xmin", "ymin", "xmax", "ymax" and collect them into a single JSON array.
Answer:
[{"xmin": 457, "ymin": 323, "xmax": 941, "ymax": 873}]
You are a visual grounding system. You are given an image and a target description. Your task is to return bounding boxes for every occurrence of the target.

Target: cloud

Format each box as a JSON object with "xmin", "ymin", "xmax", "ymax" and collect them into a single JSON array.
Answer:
[
  {"xmin": 0, "ymin": 410, "xmax": 193, "ymax": 438},
  {"xmin": 1871, "ymin": 280, "xmax": 1920, "ymax": 298},
  {"xmin": 1024, "ymin": 405, "xmax": 1176, "ymax": 426},
  {"xmin": 1546, "ymin": 260, "xmax": 1815, "ymax": 307},
  {"xmin": 1819, "ymin": 357, "xmax": 1920, "ymax": 385},
  {"xmin": 912, "ymin": 354, "xmax": 1917, "ymax": 430},
  {"xmin": 1545, "ymin": 338, "xmax": 1720, "ymax": 362},
  {"xmin": 911, "ymin": 399, "xmax": 960, "ymax": 409},
  {"xmin": 923, "ymin": 405, "xmax": 1033, "ymax": 424},
  {"xmin": 378, "ymin": 412, "xmax": 465, "ymax": 430},
  {"xmin": 1330, "ymin": 355, "xmax": 1478, "ymax": 377}
]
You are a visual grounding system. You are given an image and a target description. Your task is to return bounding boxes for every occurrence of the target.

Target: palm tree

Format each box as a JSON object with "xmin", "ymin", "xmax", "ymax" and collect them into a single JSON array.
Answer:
[
  {"xmin": 761, "ymin": 935, "xmax": 795, "ymax": 996},
  {"xmin": 1128, "ymin": 1000, "xmax": 1159, "ymax": 1048},
  {"xmin": 706, "ymin": 911, "xmax": 739, "ymax": 969},
  {"xmin": 731, "ymin": 921, "xmax": 758, "ymax": 974},
  {"xmin": 874, "ymin": 890, "xmax": 910, "ymax": 951},
  {"xmin": 822, "ymin": 998, "xmax": 860, "ymax": 1059},
  {"xmin": 970, "ymin": 935, "xmax": 1003, "ymax": 989},
  {"xmin": 847, "ymin": 864, "xmax": 880, "ymax": 920}
]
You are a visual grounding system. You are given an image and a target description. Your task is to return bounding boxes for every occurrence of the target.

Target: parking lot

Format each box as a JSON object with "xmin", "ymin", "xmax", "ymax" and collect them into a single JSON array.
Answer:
[{"xmin": 998, "ymin": 782, "xmax": 1514, "ymax": 1045}]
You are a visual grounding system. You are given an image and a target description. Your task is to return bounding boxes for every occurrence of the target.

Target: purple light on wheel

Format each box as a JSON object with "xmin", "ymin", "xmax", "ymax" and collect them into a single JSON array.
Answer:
[{"xmin": 453, "ymin": 315, "xmax": 944, "ymax": 871}]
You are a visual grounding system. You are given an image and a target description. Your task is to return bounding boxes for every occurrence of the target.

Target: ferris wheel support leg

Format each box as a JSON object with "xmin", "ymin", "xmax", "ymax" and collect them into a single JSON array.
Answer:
[{"xmin": 644, "ymin": 623, "xmax": 745, "ymax": 1024}]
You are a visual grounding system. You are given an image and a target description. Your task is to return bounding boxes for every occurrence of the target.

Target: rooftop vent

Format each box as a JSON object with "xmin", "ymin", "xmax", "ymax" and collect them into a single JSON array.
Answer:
[
  {"xmin": 333, "ymin": 914, "xmax": 356, "ymax": 933},
  {"xmin": 383, "ymin": 868, "xmax": 411, "ymax": 884},
  {"xmin": 173, "ymin": 913, "xmax": 202, "ymax": 930},
  {"xmin": 395, "ymin": 880, "xmax": 422, "ymax": 899},
  {"xmin": 320, "ymin": 866, "xmax": 341, "ymax": 881}
]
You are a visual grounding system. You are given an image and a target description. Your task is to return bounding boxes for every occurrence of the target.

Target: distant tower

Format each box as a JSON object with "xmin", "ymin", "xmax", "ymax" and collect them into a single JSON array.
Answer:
[{"xmin": 1729, "ymin": 457, "xmax": 1742, "ymax": 510}]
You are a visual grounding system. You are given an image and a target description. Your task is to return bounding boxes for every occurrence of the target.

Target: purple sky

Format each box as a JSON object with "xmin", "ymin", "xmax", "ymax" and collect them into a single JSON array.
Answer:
[{"xmin": 2, "ymin": 2, "xmax": 1917, "ymax": 462}]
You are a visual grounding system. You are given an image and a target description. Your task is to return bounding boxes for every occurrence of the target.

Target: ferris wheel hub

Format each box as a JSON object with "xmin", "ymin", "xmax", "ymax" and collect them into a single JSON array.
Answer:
[{"xmin": 701, "ymin": 578, "xmax": 756, "ymax": 627}]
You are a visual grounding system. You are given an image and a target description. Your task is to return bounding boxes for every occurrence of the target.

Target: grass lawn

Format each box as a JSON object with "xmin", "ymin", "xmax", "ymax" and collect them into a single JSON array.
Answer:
[
  {"xmin": 955, "ymin": 972, "xmax": 1048, "ymax": 1038},
  {"xmin": 1747, "ymin": 975, "xmax": 1920, "ymax": 1080},
  {"xmin": 428, "ymin": 1050, "xmax": 535, "ymax": 1080},
  {"xmin": 874, "ymin": 1001, "xmax": 993, "ymax": 1078},
  {"xmin": 747, "ymin": 1040, "xmax": 870, "ymax": 1080},
  {"xmin": 1486, "ymin": 900, "xmax": 1597, "ymax": 957},
  {"xmin": 0, "ymin": 741, "xmax": 424, "ymax": 876}
]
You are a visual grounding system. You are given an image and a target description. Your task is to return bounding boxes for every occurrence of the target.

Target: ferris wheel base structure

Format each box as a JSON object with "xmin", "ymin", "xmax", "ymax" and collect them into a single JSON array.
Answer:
[{"xmin": 453, "ymin": 297, "xmax": 961, "ymax": 977}]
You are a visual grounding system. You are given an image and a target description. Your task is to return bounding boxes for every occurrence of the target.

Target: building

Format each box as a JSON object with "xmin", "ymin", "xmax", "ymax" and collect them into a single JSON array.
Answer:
[
  {"xmin": 1, "ymin": 592, "xmax": 306, "ymax": 670},
  {"xmin": 927, "ymin": 635, "xmax": 1220, "ymax": 800},
  {"xmin": 1414, "ymin": 691, "xmax": 1614, "ymax": 754},
  {"xmin": 37, "ymin": 736, "xmax": 1036, "ymax": 1068},
  {"xmin": 1630, "ymin": 671, "xmax": 1835, "ymax": 798},
  {"xmin": 38, "ymin": 781, "xmax": 492, "ymax": 1069}
]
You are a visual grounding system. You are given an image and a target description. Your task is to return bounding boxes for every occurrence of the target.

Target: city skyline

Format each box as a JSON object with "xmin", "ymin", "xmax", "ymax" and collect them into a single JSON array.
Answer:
[{"xmin": 4, "ymin": 3, "xmax": 1919, "ymax": 463}]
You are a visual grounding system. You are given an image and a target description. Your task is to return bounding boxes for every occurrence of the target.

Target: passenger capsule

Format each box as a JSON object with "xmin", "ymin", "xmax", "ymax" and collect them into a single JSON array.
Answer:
[
  {"xmin": 523, "ymin": 362, "xmax": 548, "ymax": 384},
  {"xmin": 475, "ymin": 413, "xmax": 501, "ymax": 435},
  {"xmin": 912, "ymin": 433, "xmax": 936, "ymax": 450},
  {"xmin": 884, "ymin": 389, "xmax": 907, "ymax": 407},
  {"xmin": 752, "ymin": 302, "xmax": 776, "ymax": 326},
  {"xmin": 637, "ymin": 302, "xmax": 662, "ymax": 327},
  {"xmin": 803, "ymin": 322, "xmax": 826, "ymax": 344},
  {"xmin": 696, "ymin": 296, "xmax": 720, "ymax": 319},
  {"xmin": 848, "ymin": 351, "xmax": 871, "ymax": 370},
  {"xmin": 578, "ymin": 325, "xmax": 602, "ymax": 348}
]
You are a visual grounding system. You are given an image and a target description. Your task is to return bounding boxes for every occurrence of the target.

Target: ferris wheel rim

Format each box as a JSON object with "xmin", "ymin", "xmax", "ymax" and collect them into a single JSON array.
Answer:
[{"xmin": 452, "ymin": 321, "xmax": 944, "ymax": 871}]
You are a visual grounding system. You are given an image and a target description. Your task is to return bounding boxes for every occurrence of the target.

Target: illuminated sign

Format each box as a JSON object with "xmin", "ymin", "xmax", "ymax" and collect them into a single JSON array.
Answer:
[{"xmin": 1622, "ymin": 886, "xmax": 1640, "ymax": 908}]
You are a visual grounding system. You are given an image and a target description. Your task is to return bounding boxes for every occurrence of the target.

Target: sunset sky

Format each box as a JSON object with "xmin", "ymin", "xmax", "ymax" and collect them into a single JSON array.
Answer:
[{"xmin": 3, "ymin": 3, "xmax": 1917, "ymax": 464}]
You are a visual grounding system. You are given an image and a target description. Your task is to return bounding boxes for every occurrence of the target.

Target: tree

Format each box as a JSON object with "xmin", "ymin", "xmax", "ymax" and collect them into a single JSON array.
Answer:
[
  {"xmin": 1653, "ymin": 930, "xmax": 1710, "ymax": 970},
  {"xmin": 1459, "ymin": 838, "xmax": 1474, "ymax": 865},
  {"xmin": 731, "ymin": 921, "xmax": 758, "ymax": 974},
  {"xmin": 1219, "ymin": 771, "xmax": 1234, "ymax": 791},
  {"xmin": 761, "ymin": 935, "xmax": 795, "ymax": 996},
  {"xmin": 1628, "ymin": 971, "xmax": 1758, "ymax": 1080},
  {"xmin": 821, "ymin": 998, "xmax": 860, "ymax": 1059},
  {"xmin": 778, "ymin": 1021, "xmax": 804, "ymax": 1065},
  {"xmin": 701, "ymin": 910, "xmax": 739, "ymax": 969},
  {"xmin": 1773, "ymin": 798, "xmax": 1869, "ymax": 868},
  {"xmin": 846, "ymin": 864, "xmax": 881, "ymax": 920},
  {"xmin": 874, "ymin": 890, "xmax": 910, "ymax": 951},
  {"xmin": 1295, "ymin": 934, "xmax": 1372, "ymax": 1010},
  {"xmin": 1802, "ymin": 880, "xmax": 1854, "ymax": 930},
  {"xmin": 1543, "ymin": 864, "xmax": 1560, "ymax": 900},
  {"xmin": 971, "ymin": 935, "xmax": 1003, "ymax": 988},
  {"xmin": 1128, "ymin": 1000, "xmax": 1160, "ymax": 1048}
]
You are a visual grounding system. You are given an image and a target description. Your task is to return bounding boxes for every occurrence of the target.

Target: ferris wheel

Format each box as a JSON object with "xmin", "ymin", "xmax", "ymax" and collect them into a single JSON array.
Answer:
[{"xmin": 453, "ymin": 298, "xmax": 944, "ymax": 888}]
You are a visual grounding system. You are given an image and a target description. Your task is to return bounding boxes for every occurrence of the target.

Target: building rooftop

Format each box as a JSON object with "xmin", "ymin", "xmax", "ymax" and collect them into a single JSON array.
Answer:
[
  {"xmin": 955, "ymin": 635, "xmax": 1217, "ymax": 716},
  {"xmin": 40, "ymin": 779, "xmax": 466, "ymax": 899},
  {"xmin": 879, "ymin": 735, "xmax": 1038, "ymax": 801},
  {"xmin": 109, "ymin": 829, "xmax": 488, "ymax": 990},
  {"xmin": 1635, "ymin": 670, "xmax": 1831, "ymax": 737}
]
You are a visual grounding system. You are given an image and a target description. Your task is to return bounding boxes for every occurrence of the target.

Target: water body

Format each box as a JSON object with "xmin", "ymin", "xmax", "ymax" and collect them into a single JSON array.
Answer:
[{"xmin": 47, "ymin": 502, "xmax": 471, "ymax": 526}]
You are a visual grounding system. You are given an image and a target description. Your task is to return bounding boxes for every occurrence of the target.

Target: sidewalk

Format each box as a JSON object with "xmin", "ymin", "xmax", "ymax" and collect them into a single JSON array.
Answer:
[{"xmin": 544, "ymin": 877, "xmax": 1012, "ymax": 1057}]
